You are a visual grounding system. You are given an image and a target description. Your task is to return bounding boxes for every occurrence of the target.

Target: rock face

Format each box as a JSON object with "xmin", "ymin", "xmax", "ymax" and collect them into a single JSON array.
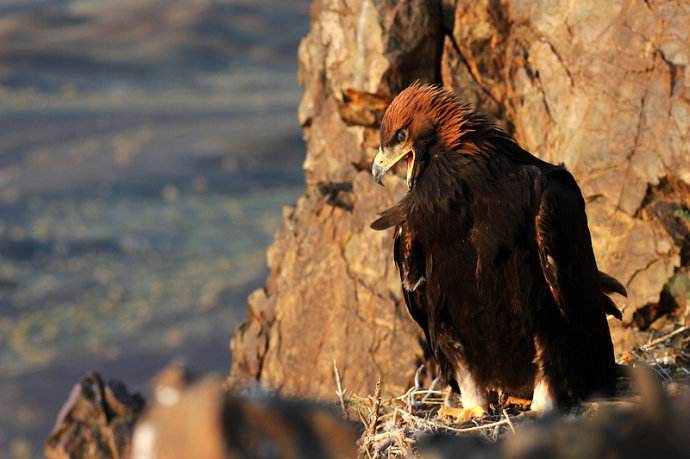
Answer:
[
  {"xmin": 230, "ymin": 0, "xmax": 690, "ymax": 399},
  {"xmin": 45, "ymin": 372, "xmax": 145, "ymax": 459},
  {"xmin": 230, "ymin": 0, "xmax": 445, "ymax": 399}
]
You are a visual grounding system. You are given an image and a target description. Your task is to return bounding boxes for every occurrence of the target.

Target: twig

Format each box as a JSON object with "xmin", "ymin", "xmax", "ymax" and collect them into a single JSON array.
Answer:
[
  {"xmin": 442, "ymin": 418, "xmax": 512, "ymax": 433},
  {"xmin": 409, "ymin": 365, "xmax": 424, "ymax": 409},
  {"xmin": 503, "ymin": 409, "xmax": 516, "ymax": 434},
  {"xmin": 333, "ymin": 360, "xmax": 347, "ymax": 417},
  {"xmin": 374, "ymin": 437, "xmax": 395, "ymax": 456},
  {"xmin": 414, "ymin": 365, "xmax": 424, "ymax": 390},
  {"xmin": 397, "ymin": 407, "xmax": 510, "ymax": 433},
  {"xmin": 369, "ymin": 380, "xmax": 382, "ymax": 438},
  {"xmin": 370, "ymin": 431, "xmax": 407, "ymax": 443},
  {"xmin": 641, "ymin": 326, "xmax": 688, "ymax": 351},
  {"xmin": 358, "ymin": 409, "xmax": 370, "ymax": 432},
  {"xmin": 421, "ymin": 376, "xmax": 440, "ymax": 405},
  {"xmin": 634, "ymin": 350, "xmax": 672, "ymax": 382}
]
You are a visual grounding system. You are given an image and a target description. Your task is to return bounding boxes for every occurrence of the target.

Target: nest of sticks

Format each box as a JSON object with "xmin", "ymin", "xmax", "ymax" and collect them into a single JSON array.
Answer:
[{"xmin": 333, "ymin": 325, "xmax": 690, "ymax": 458}]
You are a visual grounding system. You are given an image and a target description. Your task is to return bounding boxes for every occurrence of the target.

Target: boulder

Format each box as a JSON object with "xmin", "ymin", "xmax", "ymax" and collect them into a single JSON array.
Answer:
[
  {"xmin": 45, "ymin": 372, "xmax": 145, "ymax": 459},
  {"xmin": 130, "ymin": 369, "xmax": 358, "ymax": 459}
]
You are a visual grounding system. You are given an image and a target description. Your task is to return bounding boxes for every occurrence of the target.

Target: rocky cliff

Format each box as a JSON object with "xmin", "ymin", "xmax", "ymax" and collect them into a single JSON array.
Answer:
[{"xmin": 229, "ymin": 0, "xmax": 690, "ymax": 399}]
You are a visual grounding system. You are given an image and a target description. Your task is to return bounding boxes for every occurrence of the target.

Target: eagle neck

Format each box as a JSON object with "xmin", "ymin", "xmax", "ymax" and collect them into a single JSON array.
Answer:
[{"xmin": 403, "ymin": 149, "xmax": 481, "ymax": 240}]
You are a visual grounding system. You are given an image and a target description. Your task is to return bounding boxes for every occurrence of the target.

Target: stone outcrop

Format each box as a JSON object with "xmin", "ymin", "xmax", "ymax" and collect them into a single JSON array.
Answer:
[
  {"xmin": 230, "ymin": 0, "xmax": 445, "ymax": 399},
  {"xmin": 45, "ymin": 372, "xmax": 145, "ymax": 459},
  {"xmin": 130, "ymin": 367, "xmax": 358, "ymax": 459},
  {"xmin": 230, "ymin": 0, "xmax": 690, "ymax": 399}
]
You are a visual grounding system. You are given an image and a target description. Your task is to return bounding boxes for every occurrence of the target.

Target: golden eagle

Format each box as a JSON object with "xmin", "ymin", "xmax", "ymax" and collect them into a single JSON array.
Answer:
[{"xmin": 371, "ymin": 84, "xmax": 625, "ymax": 417}]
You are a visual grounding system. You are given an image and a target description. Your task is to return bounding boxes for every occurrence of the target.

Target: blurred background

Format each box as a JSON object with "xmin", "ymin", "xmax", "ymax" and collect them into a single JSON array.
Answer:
[{"xmin": 0, "ymin": 0, "xmax": 310, "ymax": 455}]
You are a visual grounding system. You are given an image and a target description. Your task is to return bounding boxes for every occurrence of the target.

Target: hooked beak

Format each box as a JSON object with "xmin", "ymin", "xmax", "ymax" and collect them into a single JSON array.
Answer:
[
  {"xmin": 371, "ymin": 144, "xmax": 416, "ymax": 190},
  {"xmin": 372, "ymin": 146, "xmax": 387, "ymax": 186}
]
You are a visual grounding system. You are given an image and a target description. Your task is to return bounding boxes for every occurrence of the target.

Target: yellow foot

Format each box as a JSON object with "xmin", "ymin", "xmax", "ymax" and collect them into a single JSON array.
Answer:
[
  {"xmin": 438, "ymin": 405, "xmax": 486, "ymax": 423},
  {"xmin": 504, "ymin": 396, "xmax": 532, "ymax": 410}
]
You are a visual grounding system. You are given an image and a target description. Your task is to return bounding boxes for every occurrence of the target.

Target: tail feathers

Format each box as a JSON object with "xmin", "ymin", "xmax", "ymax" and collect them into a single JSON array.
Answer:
[
  {"xmin": 599, "ymin": 270, "xmax": 625, "ymax": 320},
  {"xmin": 603, "ymin": 295, "xmax": 623, "ymax": 320},
  {"xmin": 599, "ymin": 270, "xmax": 627, "ymax": 297}
]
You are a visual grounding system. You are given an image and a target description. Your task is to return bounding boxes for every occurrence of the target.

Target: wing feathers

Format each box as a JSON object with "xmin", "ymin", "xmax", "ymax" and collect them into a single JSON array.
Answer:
[
  {"xmin": 535, "ymin": 169, "xmax": 623, "ymax": 323},
  {"xmin": 371, "ymin": 204, "xmax": 406, "ymax": 230},
  {"xmin": 394, "ymin": 225, "xmax": 433, "ymax": 348}
]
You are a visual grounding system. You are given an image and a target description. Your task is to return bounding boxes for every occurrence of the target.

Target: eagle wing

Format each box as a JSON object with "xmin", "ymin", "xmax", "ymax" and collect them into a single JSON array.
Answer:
[
  {"xmin": 393, "ymin": 223, "xmax": 433, "ymax": 346},
  {"xmin": 535, "ymin": 169, "xmax": 623, "ymax": 326},
  {"xmin": 373, "ymin": 206, "xmax": 441, "ymax": 356}
]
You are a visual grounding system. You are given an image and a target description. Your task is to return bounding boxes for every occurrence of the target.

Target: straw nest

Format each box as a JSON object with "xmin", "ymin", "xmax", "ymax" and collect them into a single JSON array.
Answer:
[{"xmin": 332, "ymin": 325, "xmax": 690, "ymax": 458}]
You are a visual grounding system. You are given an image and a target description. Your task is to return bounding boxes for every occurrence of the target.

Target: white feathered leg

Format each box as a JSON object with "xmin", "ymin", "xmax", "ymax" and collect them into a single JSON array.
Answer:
[{"xmin": 439, "ymin": 366, "xmax": 487, "ymax": 422}]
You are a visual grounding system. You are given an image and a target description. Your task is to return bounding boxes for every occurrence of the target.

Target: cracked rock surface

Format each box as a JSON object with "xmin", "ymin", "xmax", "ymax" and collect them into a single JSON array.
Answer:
[{"xmin": 230, "ymin": 0, "xmax": 690, "ymax": 398}]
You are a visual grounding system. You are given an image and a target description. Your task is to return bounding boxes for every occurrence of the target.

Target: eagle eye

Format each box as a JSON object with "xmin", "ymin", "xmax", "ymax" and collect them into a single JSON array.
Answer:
[{"xmin": 395, "ymin": 129, "xmax": 406, "ymax": 144}]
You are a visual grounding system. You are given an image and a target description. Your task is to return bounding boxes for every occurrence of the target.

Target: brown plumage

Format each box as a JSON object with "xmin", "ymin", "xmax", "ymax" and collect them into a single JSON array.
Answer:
[{"xmin": 371, "ymin": 83, "xmax": 625, "ymax": 413}]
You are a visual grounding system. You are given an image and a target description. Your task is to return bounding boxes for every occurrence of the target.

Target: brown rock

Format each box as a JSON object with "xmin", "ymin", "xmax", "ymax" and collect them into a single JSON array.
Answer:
[
  {"xmin": 445, "ymin": 0, "xmax": 513, "ymax": 129},
  {"xmin": 502, "ymin": 0, "xmax": 689, "ymax": 331},
  {"xmin": 230, "ymin": 0, "xmax": 443, "ymax": 400},
  {"xmin": 45, "ymin": 372, "xmax": 145, "ymax": 459},
  {"xmin": 337, "ymin": 89, "xmax": 391, "ymax": 127},
  {"xmin": 440, "ymin": 0, "xmax": 690, "ymax": 327},
  {"xmin": 131, "ymin": 375, "xmax": 358, "ymax": 459}
]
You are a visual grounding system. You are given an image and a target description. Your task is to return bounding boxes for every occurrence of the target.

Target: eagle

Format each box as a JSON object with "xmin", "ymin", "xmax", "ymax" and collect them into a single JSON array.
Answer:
[{"xmin": 370, "ymin": 83, "xmax": 626, "ymax": 418}]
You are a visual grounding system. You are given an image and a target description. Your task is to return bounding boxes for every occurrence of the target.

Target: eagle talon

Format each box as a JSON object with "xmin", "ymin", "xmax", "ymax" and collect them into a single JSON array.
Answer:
[{"xmin": 438, "ymin": 405, "xmax": 486, "ymax": 423}]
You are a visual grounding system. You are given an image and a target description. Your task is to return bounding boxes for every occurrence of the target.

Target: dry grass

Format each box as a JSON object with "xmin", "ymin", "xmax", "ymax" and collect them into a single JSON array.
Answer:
[
  {"xmin": 349, "ymin": 375, "xmax": 525, "ymax": 458},
  {"xmin": 336, "ymin": 325, "xmax": 690, "ymax": 459}
]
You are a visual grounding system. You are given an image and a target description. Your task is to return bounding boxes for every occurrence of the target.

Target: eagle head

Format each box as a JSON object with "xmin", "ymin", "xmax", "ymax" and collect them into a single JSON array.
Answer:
[{"xmin": 372, "ymin": 83, "xmax": 476, "ymax": 191}]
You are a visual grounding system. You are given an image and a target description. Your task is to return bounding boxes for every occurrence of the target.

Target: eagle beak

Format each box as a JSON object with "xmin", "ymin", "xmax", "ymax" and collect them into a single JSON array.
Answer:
[
  {"xmin": 372, "ymin": 146, "xmax": 386, "ymax": 186},
  {"xmin": 372, "ymin": 144, "xmax": 416, "ymax": 189}
]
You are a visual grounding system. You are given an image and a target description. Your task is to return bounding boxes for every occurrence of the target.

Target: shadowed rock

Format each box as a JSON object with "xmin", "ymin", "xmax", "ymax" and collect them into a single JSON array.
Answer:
[
  {"xmin": 131, "ymin": 368, "xmax": 358, "ymax": 459},
  {"xmin": 45, "ymin": 372, "xmax": 145, "ymax": 459}
]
